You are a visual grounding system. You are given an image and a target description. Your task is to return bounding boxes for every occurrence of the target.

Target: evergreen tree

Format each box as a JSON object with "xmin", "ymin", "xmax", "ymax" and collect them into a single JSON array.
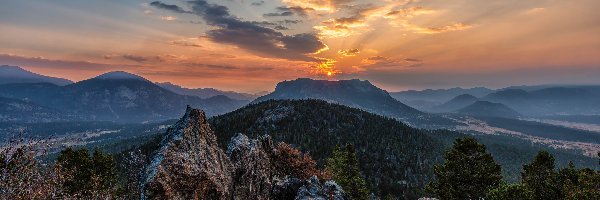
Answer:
[
  {"xmin": 56, "ymin": 148, "xmax": 118, "ymax": 198},
  {"xmin": 487, "ymin": 183, "xmax": 533, "ymax": 200},
  {"xmin": 326, "ymin": 144, "xmax": 369, "ymax": 200},
  {"xmin": 425, "ymin": 137, "xmax": 502, "ymax": 199},
  {"xmin": 521, "ymin": 150, "xmax": 562, "ymax": 200},
  {"xmin": 562, "ymin": 168, "xmax": 600, "ymax": 200}
]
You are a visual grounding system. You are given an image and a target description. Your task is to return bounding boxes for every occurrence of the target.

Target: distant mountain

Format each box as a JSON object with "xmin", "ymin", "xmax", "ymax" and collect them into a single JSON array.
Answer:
[
  {"xmin": 252, "ymin": 78, "xmax": 454, "ymax": 128},
  {"xmin": 455, "ymin": 101, "xmax": 520, "ymax": 118},
  {"xmin": 432, "ymin": 94, "xmax": 479, "ymax": 113},
  {"xmin": 481, "ymin": 86, "xmax": 600, "ymax": 116},
  {"xmin": 390, "ymin": 87, "xmax": 493, "ymax": 104},
  {"xmin": 209, "ymin": 99, "xmax": 445, "ymax": 199},
  {"xmin": 0, "ymin": 65, "xmax": 73, "ymax": 86},
  {"xmin": 156, "ymin": 82, "xmax": 259, "ymax": 100},
  {"xmin": 0, "ymin": 71, "xmax": 249, "ymax": 123}
]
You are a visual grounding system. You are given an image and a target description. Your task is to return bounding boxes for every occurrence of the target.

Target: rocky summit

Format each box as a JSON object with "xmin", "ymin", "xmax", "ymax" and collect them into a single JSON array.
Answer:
[{"xmin": 142, "ymin": 106, "xmax": 346, "ymax": 200}]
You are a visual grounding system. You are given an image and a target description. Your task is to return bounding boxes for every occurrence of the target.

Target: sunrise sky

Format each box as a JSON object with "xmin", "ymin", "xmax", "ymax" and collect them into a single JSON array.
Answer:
[{"xmin": 1, "ymin": 0, "xmax": 599, "ymax": 92}]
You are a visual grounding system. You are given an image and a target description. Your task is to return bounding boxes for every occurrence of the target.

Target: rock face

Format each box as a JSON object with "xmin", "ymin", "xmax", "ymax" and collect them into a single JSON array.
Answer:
[
  {"xmin": 227, "ymin": 133, "xmax": 274, "ymax": 199},
  {"xmin": 143, "ymin": 106, "xmax": 233, "ymax": 199},
  {"xmin": 143, "ymin": 106, "xmax": 346, "ymax": 200}
]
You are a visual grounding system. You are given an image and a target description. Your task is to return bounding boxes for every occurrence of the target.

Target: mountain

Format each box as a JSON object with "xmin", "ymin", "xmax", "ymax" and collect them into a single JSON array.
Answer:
[
  {"xmin": 481, "ymin": 87, "xmax": 600, "ymax": 116},
  {"xmin": 142, "ymin": 106, "xmax": 345, "ymax": 199},
  {"xmin": 209, "ymin": 99, "xmax": 444, "ymax": 198},
  {"xmin": 252, "ymin": 78, "xmax": 455, "ymax": 128},
  {"xmin": 455, "ymin": 101, "xmax": 521, "ymax": 118},
  {"xmin": 432, "ymin": 94, "xmax": 479, "ymax": 113},
  {"xmin": 390, "ymin": 87, "xmax": 494, "ymax": 107},
  {"xmin": 0, "ymin": 65, "xmax": 73, "ymax": 86},
  {"xmin": 156, "ymin": 82, "xmax": 259, "ymax": 100},
  {"xmin": 0, "ymin": 71, "xmax": 249, "ymax": 123}
]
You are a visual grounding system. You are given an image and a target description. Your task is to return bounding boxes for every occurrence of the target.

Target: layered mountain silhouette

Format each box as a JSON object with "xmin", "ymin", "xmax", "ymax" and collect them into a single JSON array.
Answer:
[
  {"xmin": 156, "ymin": 82, "xmax": 259, "ymax": 100},
  {"xmin": 418, "ymin": 85, "xmax": 600, "ymax": 116},
  {"xmin": 481, "ymin": 87, "xmax": 600, "ymax": 116},
  {"xmin": 0, "ymin": 70, "xmax": 248, "ymax": 122},
  {"xmin": 455, "ymin": 101, "xmax": 521, "ymax": 118},
  {"xmin": 252, "ymin": 78, "xmax": 455, "ymax": 128},
  {"xmin": 431, "ymin": 94, "xmax": 479, "ymax": 112},
  {"xmin": 0, "ymin": 65, "xmax": 73, "ymax": 86},
  {"xmin": 390, "ymin": 87, "xmax": 493, "ymax": 110}
]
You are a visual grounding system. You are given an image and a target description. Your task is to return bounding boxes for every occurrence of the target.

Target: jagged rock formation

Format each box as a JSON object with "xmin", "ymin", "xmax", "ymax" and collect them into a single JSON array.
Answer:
[
  {"xmin": 143, "ymin": 106, "xmax": 233, "ymax": 199},
  {"xmin": 227, "ymin": 133, "xmax": 274, "ymax": 199},
  {"xmin": 142, "ymin": 106, "xmax": 346, "ymax": 200}
]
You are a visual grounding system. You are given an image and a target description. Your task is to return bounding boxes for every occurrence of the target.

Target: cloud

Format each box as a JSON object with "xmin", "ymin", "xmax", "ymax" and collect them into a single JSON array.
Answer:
[
  {"xmin": 121, "ymin": 54, "xmax": 163, "ymax": 62},
  {"xmin": 179, "ymin": 0, "xmax": 327, "ymax": 61},
  {"xmin": 182, "ymin": 62, "xmax": 239, "ymax": 70},
  {"xmin": 338, "ymin": 49, "xmax": 360, "ymax": 56},
  {"xmin": 149, "ymin": 1, "xmax": 190, "ymax": 14},
  {"xmin": 280, "ymin": 19, "xmax": 302, "ymax": 24},
  {"xmin": 169, "ymin": 38, "xmax": 203, "ymax": 48},
  {"xmin": 264, "ymin": 10, "xmax": 294, "ymax": 17},
  {"xmin": 383, "ymin": 7, "xmax": 472, "ymax": 34},
  {"xmin": 360, "ymin": 56, "xmax": 423, "ymax": 69},
  {"xmin": 251, "ymin": 1, "xmax": 265, "ymax": 6},
  {"xmin": 160, "ymin": 16, "xmax": 177, "ymax": 21},
  {"xmin": 0, "ymin": 54, "xmax": 115, "ymax": 71},
  {"xmin": 281, "ymin": 0, "xmax": 354, "ymax": 13},
  {"xmin": 274, "ymin": 6, "xmax": 316, "ymax": 17},
  {"xmin": 367, "ymin": 56, "xmax": 386, "ymax": 61},
  {"xmin": 410, "ymin": 23, "xmax": 473, "ymax": 34},
  {"xmin": 149, "ymin": 1, "xmax": 327, "ymax": 61},
  {"xmin": 311, "ymin": 3, "xmax": 391, "ymax": 38}
]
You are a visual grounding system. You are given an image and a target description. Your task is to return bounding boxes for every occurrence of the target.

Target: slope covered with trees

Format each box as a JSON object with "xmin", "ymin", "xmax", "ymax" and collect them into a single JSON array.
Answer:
[{"xmin": 210, "ymin": 99, "xmax": 445, "ymax": 198}]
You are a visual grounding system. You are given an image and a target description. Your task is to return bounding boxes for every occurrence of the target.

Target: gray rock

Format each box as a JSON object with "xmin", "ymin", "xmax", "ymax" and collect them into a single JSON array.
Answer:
[{"xmin": 142, "ymin": 106, "xmax": 233, "ymax": 199}]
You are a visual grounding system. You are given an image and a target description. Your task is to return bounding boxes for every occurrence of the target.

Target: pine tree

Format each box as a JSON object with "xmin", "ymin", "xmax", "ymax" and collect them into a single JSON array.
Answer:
[
  {"xmin": 425, "ymin": 137, "xmax": 502, "ymax": 199},
  {"xmin": 56, "ymin": 148, "xmax": 118, "ymax": 198},
  {"xmin": 326, "ymin": 144, "xmax": 369, "ymax": 200},
  {"xmin": 521, "ymin": 150, "xmax": 562, "ymax": 200},
  {"xmin": 487, "ymin": 183, "xmax": 533, "ymax": 200}
]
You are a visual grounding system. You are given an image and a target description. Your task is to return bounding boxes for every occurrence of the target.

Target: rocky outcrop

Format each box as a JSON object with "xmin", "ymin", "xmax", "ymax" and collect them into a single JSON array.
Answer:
[
  {"xmin": 142, "ymin": 106, "xmax": 346, "ymax": 200},
  {"xmin": 142, "ymin": 106, "xmax": 233, "ymax": 199},
  {"xmin": 227, "ymin": 133, "xmax": 274, "ymax": 200}
]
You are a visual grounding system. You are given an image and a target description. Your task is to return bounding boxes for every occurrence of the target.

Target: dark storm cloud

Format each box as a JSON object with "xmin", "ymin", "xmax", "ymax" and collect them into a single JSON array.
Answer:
[
  {"xmin": 149, "ymin": 1, "xmax": 191, "ymax": 13},
  {"xmin": 147, "ymin": 0, "xmax": 326, "ymax": 61}
]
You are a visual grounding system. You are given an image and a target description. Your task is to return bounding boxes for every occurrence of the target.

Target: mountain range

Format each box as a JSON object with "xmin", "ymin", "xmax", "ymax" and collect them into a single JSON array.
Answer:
[
  {"xmin": 390, "ymin": 87, "xmax": 494, "ymax": 110},
  {"xmin": 156, "ymin": 82, "xmax": 262, "ymax": 101},
  {"xmin": 0, "ymin": 67, "xmax": 248, "ymax": 123},
  {"xmin": 455, "ymin": 101, "xmax": 521, "ymax": 118},
  {"xmin": 426, "ymin": 87, "xmax": 600, "ymax": 116}
]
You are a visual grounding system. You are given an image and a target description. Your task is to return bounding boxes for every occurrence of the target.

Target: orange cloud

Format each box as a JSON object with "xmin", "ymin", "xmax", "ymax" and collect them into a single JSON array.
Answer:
[{"xmin": 338, "ymin": 49, "xmax": 360, "ymax": 56}]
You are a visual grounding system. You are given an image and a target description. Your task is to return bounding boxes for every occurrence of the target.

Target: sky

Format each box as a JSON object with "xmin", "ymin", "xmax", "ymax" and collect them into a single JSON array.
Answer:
[{"xmin": 1, "ymin": 0, "xmax": 599, "ymax": 93}]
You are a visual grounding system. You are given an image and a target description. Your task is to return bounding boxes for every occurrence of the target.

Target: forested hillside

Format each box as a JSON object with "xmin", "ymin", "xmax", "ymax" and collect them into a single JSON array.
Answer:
[{"xmin": 210, "ymin": 99, "xmax": 444, "ymax": 198}]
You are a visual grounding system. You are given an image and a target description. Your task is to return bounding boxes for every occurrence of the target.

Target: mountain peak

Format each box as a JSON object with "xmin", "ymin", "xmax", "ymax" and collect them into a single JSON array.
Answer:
[
  {"xmin": 94, "ymin": 71, "xmax": 146, "ymax": 81},
  {"xmin": 456, "ymin": 100, "xmax": 520, "ymax": 118},
  {"xmin": 0, "ymin": 65, "xmax": 73, "ymax": 86}
]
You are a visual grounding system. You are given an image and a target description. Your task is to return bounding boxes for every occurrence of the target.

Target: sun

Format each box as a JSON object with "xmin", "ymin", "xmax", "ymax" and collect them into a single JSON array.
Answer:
[{"xmin": 327, "ymin": 71, "xmax": 332, "ymax": 76}]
